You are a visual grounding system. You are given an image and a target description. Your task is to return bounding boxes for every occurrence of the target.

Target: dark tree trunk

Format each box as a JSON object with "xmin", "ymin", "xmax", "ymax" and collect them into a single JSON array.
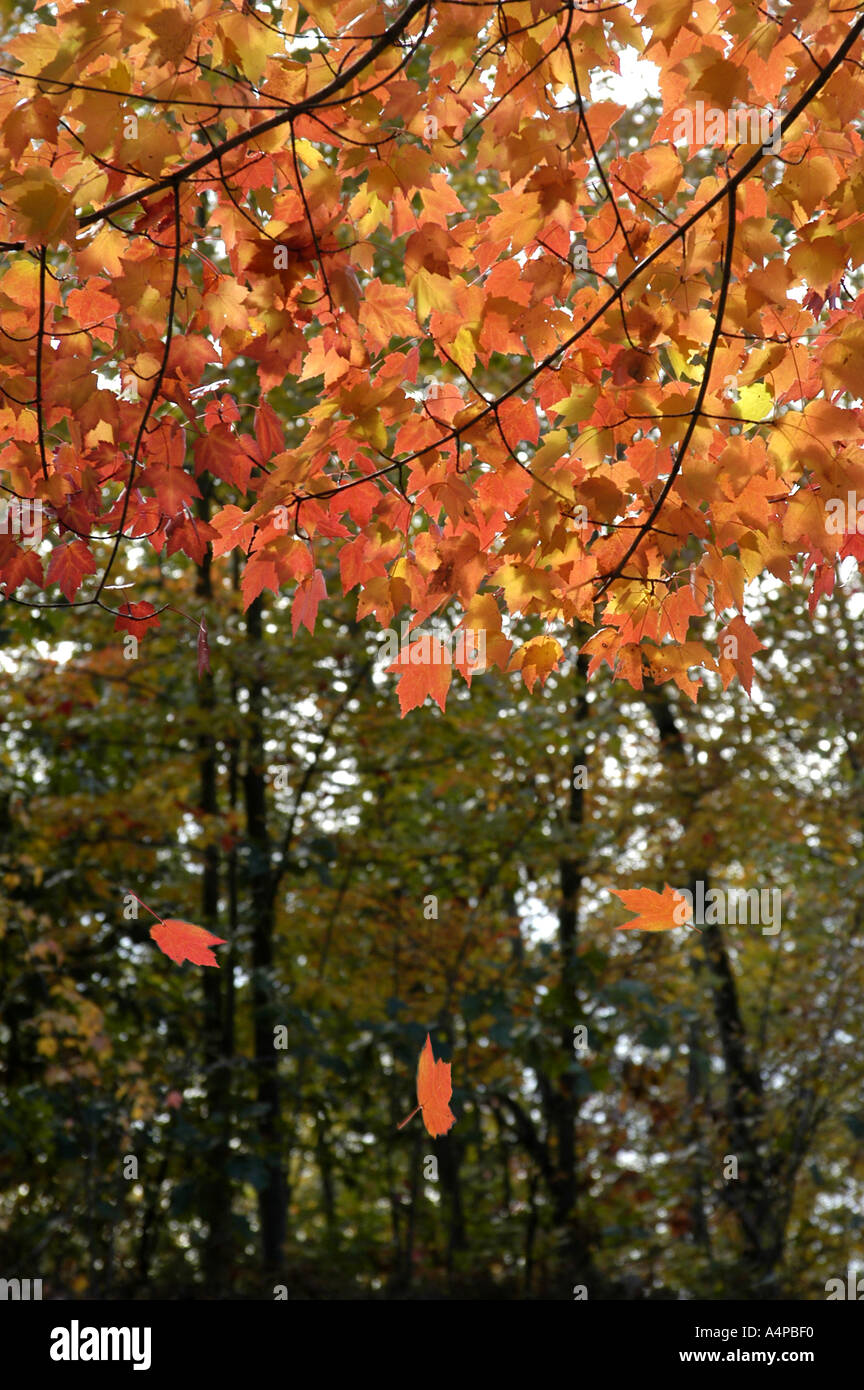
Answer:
[
  {"xmin": 645, "ymin": 685, "xmax": 785, "ymax": 1294},
  {"xmin": 244, "ymin": 594, "xmax": 286, "ymax": 1272},
  {"xmin": 549, "ymin": 648, "xmax": 595, "ymax": 1284},
  {"xmin": 195, "ymin": 498, "xmax": 235, "ymax": 1294}
]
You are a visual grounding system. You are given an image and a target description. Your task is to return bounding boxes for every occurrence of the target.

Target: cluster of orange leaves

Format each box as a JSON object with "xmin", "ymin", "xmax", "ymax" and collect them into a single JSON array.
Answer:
[{"xmin": 0, "ymin": 1, "xmax": 862, "ymax": 711}]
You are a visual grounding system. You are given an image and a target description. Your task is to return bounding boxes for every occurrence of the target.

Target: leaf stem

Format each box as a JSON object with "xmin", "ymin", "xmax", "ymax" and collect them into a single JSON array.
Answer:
[
  {"xmin": 165, "ymin": 604, "xmax": 201, "ymax": 630},
  {"xmin": 397, "ymin": 1105, "xmax": 420, "ymax": 1130},
  {"xmin": 123, "ymin": 890, "xmax": 164, "ymax": 924}
]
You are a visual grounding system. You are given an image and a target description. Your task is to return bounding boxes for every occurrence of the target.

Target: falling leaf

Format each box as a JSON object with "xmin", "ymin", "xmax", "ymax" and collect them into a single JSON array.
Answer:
[
  {"xmin": 150, "ymin": 918, "xmax": 227, "ymax": 968},
  {"xmin": 398, "ymin": 1033, "xmax": 456, "ymax": 1138},
  {"xmin": 611, "ymin": 883, "xmax": 695, "ymax": 932},
  {"xmin": 127, "ymin": 890, "xmax": 226, "ymax": 967}
]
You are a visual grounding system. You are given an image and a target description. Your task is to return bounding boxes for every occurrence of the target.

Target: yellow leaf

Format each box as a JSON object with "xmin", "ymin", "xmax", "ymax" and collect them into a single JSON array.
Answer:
[
  {"xmin": 218, "ymin": 12, "xmax": 273, "ymax": 86},
  {"xmin": 449, "ymin": 325, "xmax": 477, "ymax": 375},
  {"xmin": 531, "ymin": 430, "xmax": 568, "ymax": 476},
  {"xmin": 412, "ymin": 268, "xmax": 460, "ymax": 321},
  {"xmin": 736, "ymin": 383, "xmax": 773, "ymax": 421},
  {"xmin": 6, "ymin": 169, "xmax": 76, "ymax": 249},
  {"xmin": 551, "ymin": 386, "xmax": 598, "ymax": 425}
]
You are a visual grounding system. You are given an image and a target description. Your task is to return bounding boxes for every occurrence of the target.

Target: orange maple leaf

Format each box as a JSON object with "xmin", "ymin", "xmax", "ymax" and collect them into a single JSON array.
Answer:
[
  {"xmin": 291, "ymin": 567, "xmax": 327, "ymax": 636},
  {"xmin": 386, "ymin": 637, "xmax": 452, "ymax": 716},
  {"xmin": 398, "ymin": 1033, "xmax": 456, "ymax": 1138},
  {"xmin": 717, "ymin": 615, "xmax": 765, "ymax": 695},
  {"xmin": 127, "ymin": 891, "xmax": 227, "ymax": 967},
  {"xmin": 611, "ymin": 883, "xmax": 696, "ymax": 932}
]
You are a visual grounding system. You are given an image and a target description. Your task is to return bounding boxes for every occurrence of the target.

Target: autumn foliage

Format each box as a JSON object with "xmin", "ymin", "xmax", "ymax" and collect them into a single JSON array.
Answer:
[{"xmin": 0, "ymin": 1, "xmax": 863, "ymax": 710}]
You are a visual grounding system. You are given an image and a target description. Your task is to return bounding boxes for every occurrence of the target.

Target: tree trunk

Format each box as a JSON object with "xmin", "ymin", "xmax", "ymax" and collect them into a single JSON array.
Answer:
[
  {"xmin": 549, "ymin": 648, "xmax": 594, "ymax": 1284},
  {"xmin": 244, "ymin": 594, "xmax": 286, "ymax": 1272},
  {"xmin": 645, "ymin": 685, "xmax": 785, "ymax": 1293},
  {"xmin": 196, "ymin": 501, "xmax": 235, "ymax": 1294}
]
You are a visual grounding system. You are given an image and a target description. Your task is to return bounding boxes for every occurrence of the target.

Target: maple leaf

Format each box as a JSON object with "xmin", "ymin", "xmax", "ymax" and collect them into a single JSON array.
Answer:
[
  {"xmin": 65, "ymin": 283, "xmax": 119, "ymax": 329},
  {"xmin": 162, "ymin": 512, "xmax": 220, "ymax": 565},
  {"xmin": 718, "ymin": 615, "xmax": 764, "ymax": 694},
  {"xmin": 138, "ymin": 464, "xmax": 202, "ymax": 516},
  {"xmin": 291, "ymin": 568, "xmax": 327, "ymax": 636},
  {"xmin": 386, "ymin": 636, "xmax": 452, "ymax": 716},
  {"xmin": 194, "ymin": 427, "xmax": 256, "ymax": 492},
  {"xmin": 0, "ymin": 546, "xmax": 43, "ymax": 596},
  {"xmin": 241, "ymin": 552, "xmax": 280, "ymax": 610},
  {"xmin": 113, "ymin": 602, "xmax": 161, "ymax": 639},
  {"xmin": 150, "ymin": 919, "xmax": 227, "ymax": 968},
  {"xmin": 5, "ymin": 167, "xmax": 76, "ymax": 248},
  {"xmin": 126, "ymin": 891, "xmax": 226, "ymax": 968},
  {"xmin": 508, "ymin": 635, "xmax": 563, "ymax": 692},
  {"xmin": 359, "ymin": 279, "xmax": 419, "ymax": 351},
  {"xmin": 46, "ymin": 540, "xmax": 97, "ymax": 601},
  {"xmin": 398, "ymin": 1033, "xmax": 456, "ymax": 1138},
  {"xmin": 255, "ymin": 400, "xmax": 284, "ymax": 458},
  {"xmin": 201, "ymin": 276, "xmax": 249, "ymax": 333},
  {"xmin": 611, "ymin": 884, "xmax": 696, "ymax": 932}
]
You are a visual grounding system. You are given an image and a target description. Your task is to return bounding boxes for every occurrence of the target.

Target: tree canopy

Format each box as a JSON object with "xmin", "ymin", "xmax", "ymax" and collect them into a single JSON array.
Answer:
[{"xmin": 1, "ymin": 0, "xmax": 863, "ymax": 698}]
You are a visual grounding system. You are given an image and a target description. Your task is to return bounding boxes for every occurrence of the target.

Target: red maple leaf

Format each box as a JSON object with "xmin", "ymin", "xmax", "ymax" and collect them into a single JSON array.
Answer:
[
  {"xmin": 127, "ymin": 891, "xmax": 226, "ymax": 967},
  {"xmin": 113, "ymin": 602, "xmax": 161, "ymax": 639},
  {"xmin": 45, "ymin": 539, "xmax": 97, "ymax": 601},
  {"xmin": 398, "ymin": 1033, "xmax": 456, "ymax": 1138}
]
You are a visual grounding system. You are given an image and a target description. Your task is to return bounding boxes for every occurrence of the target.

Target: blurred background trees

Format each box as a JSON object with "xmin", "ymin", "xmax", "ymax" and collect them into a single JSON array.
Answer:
[{"xmin": 1, "ymin": 555, "xmax": 862, "ymax": 1300}]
